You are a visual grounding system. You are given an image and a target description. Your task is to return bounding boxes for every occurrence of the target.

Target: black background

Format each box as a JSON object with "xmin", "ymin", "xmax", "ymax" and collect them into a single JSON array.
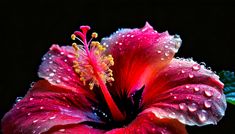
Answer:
[{"xmin": 1, "ymin": 1, "xmax": 235, "ymax": 133}]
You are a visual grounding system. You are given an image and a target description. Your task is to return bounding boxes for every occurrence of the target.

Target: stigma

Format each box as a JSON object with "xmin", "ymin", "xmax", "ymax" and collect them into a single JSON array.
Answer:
[{"xmin": 70, "ymin": 26, "xmax": 114, "ymax": 90}]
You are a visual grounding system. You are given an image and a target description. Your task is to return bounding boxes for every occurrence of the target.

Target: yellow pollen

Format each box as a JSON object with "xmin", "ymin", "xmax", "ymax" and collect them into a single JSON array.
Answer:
[
  {"xmin": 71, "ymin": 34, "xmax": 76, "ymax": 40},
  {"xmin": 91, "ymin": 32, "xmax": 98, "ymax": 38},
  {"xmin": 72, "ymin": 43, "xmax": 79, "ymax": 52},
  {"xmin": 71, "ymin": 36, "xmax": 114, "ymax": 90}
]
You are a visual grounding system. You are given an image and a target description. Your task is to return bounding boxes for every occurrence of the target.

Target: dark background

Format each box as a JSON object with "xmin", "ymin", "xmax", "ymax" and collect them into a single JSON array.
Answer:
[{"xmin": 1, "ymin": 1, "xmax": 235, "ymax": 133}]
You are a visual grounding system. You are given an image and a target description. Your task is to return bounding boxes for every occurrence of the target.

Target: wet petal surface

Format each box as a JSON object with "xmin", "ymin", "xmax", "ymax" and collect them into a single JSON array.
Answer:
[
  {"xmin": 1, "ymin": 80, "xmax": 101, "ymax": 134},
  {"xmin": 142, "ymin": 58, "xmax": 226, "ymax": 126},
  {"xmin": 102, "ymin": 23, "xmax": 182, "ymax": 98},
  {"xmin": 106, "ymin": 112, "xmax": 187, "ymax": 134}
]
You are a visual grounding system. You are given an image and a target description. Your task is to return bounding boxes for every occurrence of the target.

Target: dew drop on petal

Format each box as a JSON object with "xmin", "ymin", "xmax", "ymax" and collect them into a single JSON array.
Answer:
[
  {"xmin": 204, "ymin": 89, "xmax": 213, "ymax": 97},
  {"xmin": 40, "ymin": 106, "xmax": 44, "ymax": 110},
  {"xmin": 157, "ymin": 50, "xmax": 162, "ymax": 54},
  {"xmin": 67, "ymin": 54, "xmax": 74, "ymax": 58},
  {"xmin": 169, "ymin": 112, "xmax": 176, "ymax": 119},
  {"xmin": 49, "ymin": 115, "xmax": 56, "ymax": 120},
  {"xmin": 30, "ymin": 82, "xmax": 36, "ymax": 88},
  {"xmin": 185, "ymin": 85, "xmax": 190, "ymax": 89},
  {"xmin": 33, "ymin": 119, "xmax": 38, "ymax": 123},
  {"xmin": 59, "ymin": 129, "xmax": 65, "ymax": 132},
  {"xmin": 181, "ymin": 70, "xmax": 185, "ymax": 73},
  {"xmin": 49, "ymin": 72, "xmax": 55, "ymax": 77},
  {"xmin": 188, "ymin": 74, "xmax": 194, "ymax": 78},
  {"xmin": 27, "ymin": 113, "xmax": 31, "ymax": 116},
  {"xmin": 192, "ymin": 64, "xmax": 201, "ymax": 71},
  {"xmin": 15, "ymin": 97, "xmax": 23, "ymax": 103},
  {"xmin": 56, "ymin": 79, "xmax": 61, "ymax": 84},
  {"xmin": 179, "ymin": 103, "xmax": 187, "ymax": 111},
  {"xmin": 194, "ymin": 87, "xmax": 200, "ymax": 92},
  {"xmin": 164, "ymin": 52, "xmax": 169, "ymax": 56},
  {"xmin": 197, "ymin": 110, "xmax": 208, "ymax": 122},
  {"xmin": 188, "ymin": 103, "xmax": 197, "ymax": 112},
  {"xmin": 204, "ymin": 100, "xmax": 212, "ymax": 108}
]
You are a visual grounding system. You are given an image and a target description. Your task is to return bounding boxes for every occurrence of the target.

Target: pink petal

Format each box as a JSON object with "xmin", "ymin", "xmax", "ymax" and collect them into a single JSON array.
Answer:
[
  {"xmin": 38, "ymin": 44, "xmax": 85, "ymax": 92},
  {"xmin": 106, "ymin": 112, "xmax": 187, "ymax": 134},
  {"xmin": 1, "ymin": 80, "xmax": 102, "ymax": 134},
  {"xmin": 142, "ymin": 58, "xmax": 226, "ymax": 126},
  {"xmin": 102, "ymin": 22, "xmax": 182, "ymax": 97},
  {"xmin": 45, "ymin": 124, "xmax": 104, "ymax": 134}
]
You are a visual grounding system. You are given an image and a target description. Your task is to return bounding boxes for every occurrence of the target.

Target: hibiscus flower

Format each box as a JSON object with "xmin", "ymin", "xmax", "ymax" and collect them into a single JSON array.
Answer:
[{"xmin": 1, "ymin": 23, "xmax": 227, "ymax": 134}]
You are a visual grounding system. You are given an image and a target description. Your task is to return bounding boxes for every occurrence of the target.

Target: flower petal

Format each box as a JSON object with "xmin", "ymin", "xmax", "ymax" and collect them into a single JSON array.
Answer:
[
  {"xmin": 1, "ymin": 80, "xmax": 102, "ymax": 134},
  {"xmin": 102, "ymin": 22, "xmax": 182, "ymax": 97},
  {"xmin": 142, "ymin": 58, "xmax": 226, "ymax": 126},
  {"xmin": 38, "ymin": 44, "xmax": 84, "ymax": 92},
  {"xmin": 106, "ymin": 112, "xmax": 187, "ymax": 134}
]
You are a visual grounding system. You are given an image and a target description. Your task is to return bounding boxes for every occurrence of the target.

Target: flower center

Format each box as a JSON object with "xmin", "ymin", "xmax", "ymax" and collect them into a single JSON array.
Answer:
[{"xmin": 71, "ymin": 26, "xmax": 125, "ymax": 121}]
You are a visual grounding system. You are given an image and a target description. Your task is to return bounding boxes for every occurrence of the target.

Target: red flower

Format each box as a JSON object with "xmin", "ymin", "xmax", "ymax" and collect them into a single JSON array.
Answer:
[{"xmin": 1, "ymin": 23, "xmax": 226, "ymax": 134}]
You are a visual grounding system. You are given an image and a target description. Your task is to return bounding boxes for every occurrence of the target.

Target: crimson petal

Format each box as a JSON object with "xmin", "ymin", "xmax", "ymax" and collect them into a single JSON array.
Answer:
[
  {"xmin": 142, "ymin": 58, "xmax": 226, "ymax": 126},
  {"xmin": 1, "ymin": 80, "xmax": 102, "ymax": 134},
  {"xmin": 106, "ymin": 112, "xmax": 187, "ymax": 134},
  {"xmin": 102, "ymin": 22, "xmax": 182, "ymax": 98},
  {"xmin": 38, "ymin": 45, "xmax": 85, "ymax": 92}
]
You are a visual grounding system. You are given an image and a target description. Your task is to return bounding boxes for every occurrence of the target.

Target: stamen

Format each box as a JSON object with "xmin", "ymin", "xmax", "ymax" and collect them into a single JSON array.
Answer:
[{"xmin": 70, "ymin": 25, "xmax": 125, "ymax": 121}]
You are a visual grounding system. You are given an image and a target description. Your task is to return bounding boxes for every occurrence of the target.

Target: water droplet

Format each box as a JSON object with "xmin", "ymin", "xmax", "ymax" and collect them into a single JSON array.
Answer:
[
  {"xmin": 165, "ymin": 45, "xmax": 169, "ymax": 48},
  {"xmin": 169, "ymin": 112, "xmax": 176, "ymax": 118},
  {"xmin": 40, "ymin": 106, "xmax": 44, "ymax": 110},
  {"xmin": 197, "ymin": 110, "xmax": 208, "ymax": 122},
  {"xmin": 15, "ymin": 97, "xmax": 23, "ymax": 103},
  {"xmin": 30, "ymin": 82, "xmax": 36, "ymax": 87},
  {"xmin": 204, "ymin": 100, "xmax": 212, "ymax": 108},
  {"xmin": 164, "ymin": 52, "xmax": 169, "ymax": 56},
  {"xmin": 27, "ymin": 113, "xmax": 31, "ymax": 116},
  {"xmin": 194, "ymin": 87, "xmax": 200, "ymax": 92},
  {"xmin": 181, "ymin": 70, "xmax": 185, "ymax": 73},
  {"xmin": 157, "ymin": 50, "xmax": 162, "ymax": 54},
  {"xmin": 33, "ymin": 119, "xmax": 38, "ymax": 123},
  {"xmin": 49, "ymin": 115, "xmax": 56, "ymax": 120},
  {"xmin": 161, "ymin": 58, "xmax": 164, "ymax": 61},
  {"xmin": 29, "ymin": 98, "xmax": 34, "ymax": 101},
  {"xmin": 115, "ymin": 41, "xmax": 118, "ymax": 44},
  {"xmin": 179, "ymin": 103, "xmax": 187, "ymax": 111},
  {"xmin": 49, "ymin": 72, "xmax": 55, "ymax": 77},
  {"xmin": 185, "ymin": 85, "xmax": 190, "ymax": 89},
  {"xmin": 119, "ymin": 42, "xmax": 123, "ymax": 45},
  {"xmin": 59, "ymin": 129, "xmax": 65, "ymax": 132},
  {"xmin": 173, "ymin": 96, "xmax": 177, "ymax": 99},
  {"xmin": 188, "ymin": 103, "xmax": 197, "ymax": 112},
  {"xmin": 131, "ymin": 35, "xmax": 134, "ymax": 38},
  {"xmin": 192, "ymin": 64, "xmax": 200, "ymax": 71},
  {"xmin": 204, "ymin": 89, "xmax": 213, "ymax": 97},
  {"xmin": 60, "ymin": 52, "xmax": 64, "ymax": 55},
  {"xmin": 67, "ymin": 54, "xmax": 74, "ymax": 58},
  {"xmin": 188, "ymin": 74, "xmax": 194, "ymax": 78},
  {"xmin": 62, "ymin": 77, "xmax": 69, "ymax": 81},
  {"xmin": 42, "ymin": 57, "xmax": 46, "ymax": 61},
  {"xmin": 56, "ymin": 79, "xmax": 61, "ymax": 84},
  {"xmin": 64, "ymin": 59, "xmax": 67, "ymax": 62}
]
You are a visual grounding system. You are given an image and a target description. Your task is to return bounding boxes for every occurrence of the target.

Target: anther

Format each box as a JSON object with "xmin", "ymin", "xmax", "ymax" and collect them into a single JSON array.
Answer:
[
  {"xmin": 92, "ymin": 32, "xmax": 98, "ymax": 38},
  {"xmin": 71, "ymin": 34, "xmax": 76, "ymax": 40}
]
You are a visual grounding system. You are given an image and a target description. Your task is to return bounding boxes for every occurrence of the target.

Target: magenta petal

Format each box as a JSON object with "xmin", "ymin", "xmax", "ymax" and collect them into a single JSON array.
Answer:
[
  {"xmin": 142, "ymin": 58, "xmax": 226, "ymax": 126},
  {"xmin": 1, "ymin": 80, "xmax": 101, "ymax": 134},
  {"xmin": 102, "ymin": 23, "xmax": 182, "ymax": 97},
  {"xmin": 106, "ymin": 112, "xmax": 187, "ymax": 134},
  {"xmin": 38, "ymin": 45, "xmax": 84, "ymax": 92}
]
